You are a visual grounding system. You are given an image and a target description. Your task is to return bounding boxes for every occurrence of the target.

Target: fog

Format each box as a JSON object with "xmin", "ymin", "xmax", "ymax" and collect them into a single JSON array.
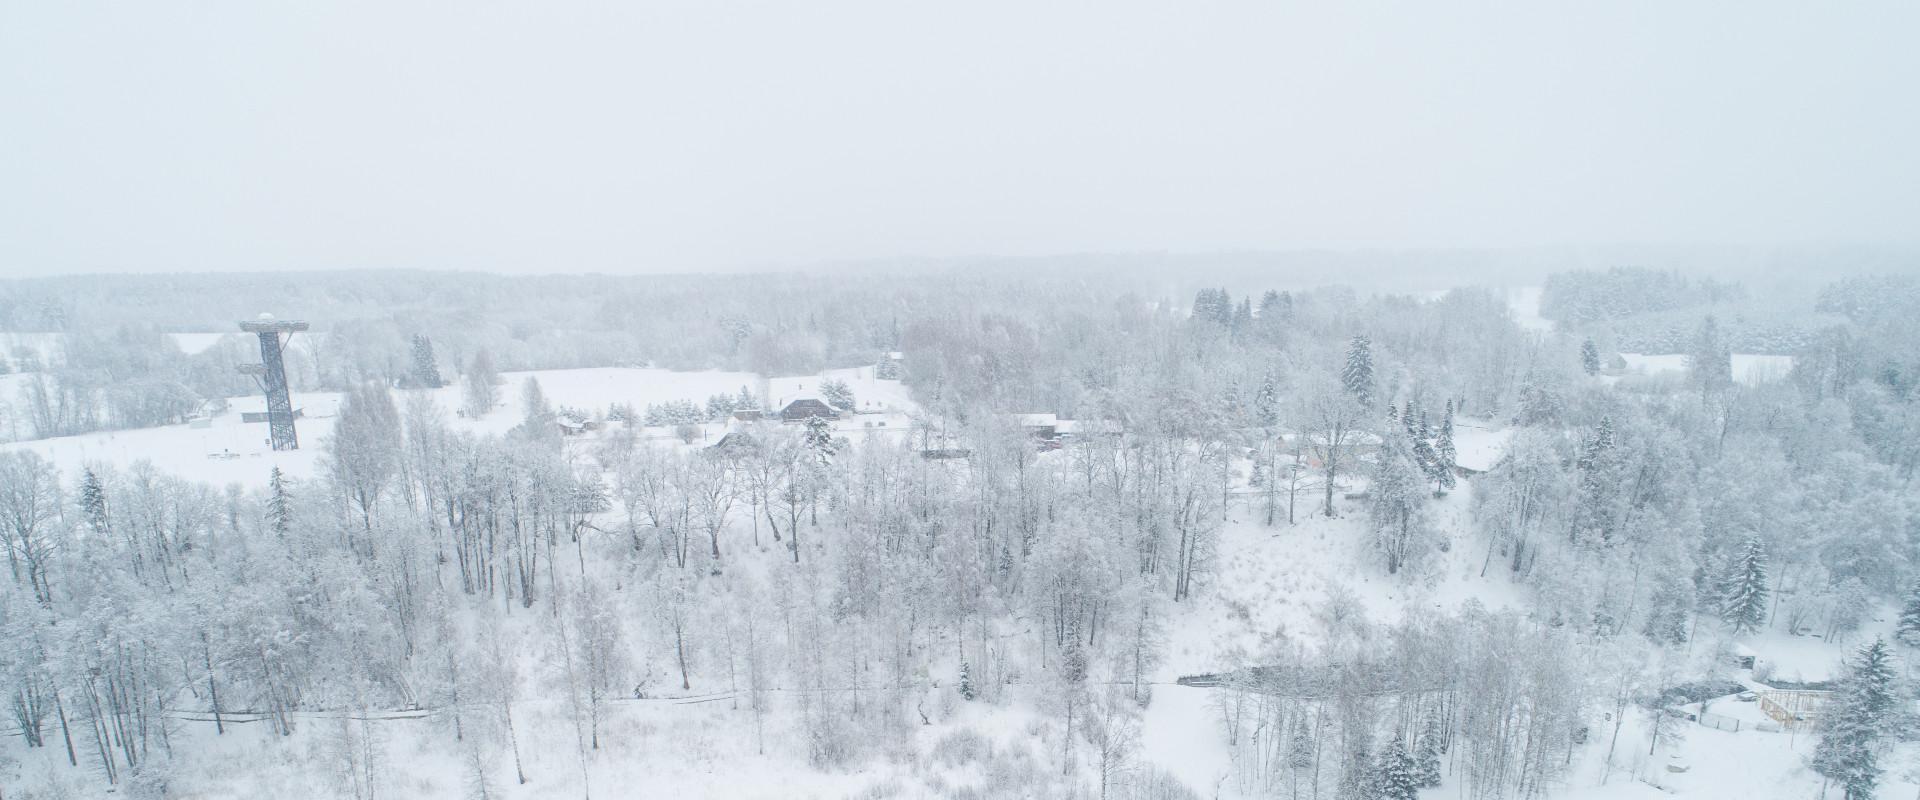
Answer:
[{"xmin": 3, "ymin": 1, "xmax": 1917, "ymax": 276}]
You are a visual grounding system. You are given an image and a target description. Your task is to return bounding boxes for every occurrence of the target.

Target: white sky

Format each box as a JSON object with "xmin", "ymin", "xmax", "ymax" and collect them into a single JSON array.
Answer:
[{"xmin": 2, "ymin": 1, "xmax": 1916, "ymax": 276}]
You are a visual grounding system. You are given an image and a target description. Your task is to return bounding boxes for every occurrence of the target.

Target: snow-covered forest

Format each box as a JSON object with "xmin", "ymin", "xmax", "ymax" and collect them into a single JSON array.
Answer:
[{"xmin": 2, "ymin": 266, "xmax": 1918, "ymax": 799}]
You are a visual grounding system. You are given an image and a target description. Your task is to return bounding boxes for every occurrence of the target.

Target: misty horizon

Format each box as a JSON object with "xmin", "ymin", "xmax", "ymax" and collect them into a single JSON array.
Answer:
[{"xmin": 6, "ymin": 2, "xmax": 1919, "ymax": 277}]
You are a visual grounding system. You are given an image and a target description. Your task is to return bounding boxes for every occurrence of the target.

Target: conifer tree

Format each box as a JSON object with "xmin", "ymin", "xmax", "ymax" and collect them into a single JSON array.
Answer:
[
  {"xmin": 804, "ymin": 416, "xmax": 837, "ymax": 465},
  {"xmin": 1641, "ymin": 572, "xmax": 1692, "ymax": 645},
  {"xmin": 958, "ymin": 661, "xmax": 976, "ymax": 701},
  {"xmin": 820, "ymin": 378, "xmax": 855, "ymax": 412},
  {"xmin": 409, "ymin": 334, "xmax": 443, "ymax": 389},
  {"xmin": 1254, "ymin": 371, "xmax": 1280, "ymax": 428},
  {"xmin": 1812, "ymin": 638, "xmax": 1899, "ymax": 800},
  {"xmin": 1896, "ymin": 580, "xmax": 1920, "ymax": 648},
  {"xmin": 1413, "ymin": 712, "xmax": 1444, "ymax": 788},
  {"xmin": 1286, "ymin": 716, "xmax": 1315, "ymax": 800},
  {"xmin": 79, "ymin": 467, "xmax": 109, "ymax": 538},
  {"xmin": 1375, "ymin": 735, "xmax": 1420, "ymax": 800},
  {"xmin": 1433, "ymin": 402, "xmax": 1457, "ymax": 493},
  {"xmin": 1719, "ymin": 537, "xmax": 1770, "ymax": 634},
  {"xmin": 1580, "ymin": 338, "xmax": 1601, "ymax": 376},
  {"xmin": 1343, "ymin": 334, "xmax": 1375, "ymax": 409},
  {"xmin": 267, "ymin": 466, "xmax": 293, "ymax": 539}
]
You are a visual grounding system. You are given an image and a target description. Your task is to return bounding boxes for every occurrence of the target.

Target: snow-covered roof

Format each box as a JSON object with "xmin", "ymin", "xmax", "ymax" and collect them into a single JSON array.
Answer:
[
  {"xmin": 1014, "ymin": 413, "xmax": 1058, "ymax": 428},
  {"xmin": 778, "ymin": 391, "xmax": 829, "ymax": 409}
]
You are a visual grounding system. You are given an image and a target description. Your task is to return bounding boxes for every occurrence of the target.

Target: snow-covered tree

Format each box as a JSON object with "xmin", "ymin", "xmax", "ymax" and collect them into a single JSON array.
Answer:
[
  {"xmin": 1343, "ymin": 334, "xmax": 1375, "ymax": 409},
  {"xmin": 1414, "ymin": 712, "xmax": 1444, "ymax": 788},
  {"xmin": 1580, "ymin": 338, "xmax": 1601, "ymax": 376},
  {"xmin": 1812, "ymin": 638, "xmax": 1899, "ymax": 800},
  {"xmin": 820, "ymin": 378, "xmax": 855, "ymax": 412},
  {"xmin": 462, "ymin": 348, "xmax": 500, "ymax": 417},
  {"xmin": 1369, "ymin": 436, "xmax": 1429, "ymax": 575},
  {"xmin": 1432, "ymin": 402, "xmax": 1458, "ymax": 493},
  {"xmin": 408, "ymin": 333, "xmax": 443, "ymax": 389},
  {"xmin": 1688, "ymin": 315, "xmax": 1733, "ymax": 400},
  {"xmin": 1719, "ymin": 537, "xmax": 1770, "ymax": 634},
  {"xmin": 1895, "ymin": 579, "xmax": 1920, "ymax": 648},
  {"xmin": 1375, "ymin": 735, "xmax": 1420, "ymax": 800}
]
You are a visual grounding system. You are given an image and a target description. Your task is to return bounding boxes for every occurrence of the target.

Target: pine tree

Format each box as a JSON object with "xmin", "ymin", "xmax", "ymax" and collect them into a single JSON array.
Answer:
[
  {"xmin": 79, "ymin": 467, "xmax": 110, "ymax": 538},
  {"xmin": 820, "ymin": 378, "xmax": 855, "ymax": 412},
  {"xmin": 267, "ymin": 466, "xmax": 293, "ymax": 539},
  {"xmin": 736, "ymin": 385, "xmax": 758, "ymax": 411},
  {"xmin": 1374, "ymin": 735, "xmax": 1420, "ymax": 800},
  {"xmin": 1812, "ymin": 638, "xmax": 1899, "ymax": 800},
  {"xmin": 1433, "ymin": 402, "xmax": 1457, "ymax": 493},
  {"xmin": 1641, "ymin": 572, "xmax": 1692, "ymax": 645},
  {"xmin": 1719, "ymin": 537, "xmax": 1770, "ymax": 634},
  {"xmin": 804, "ymin": 416, "xmax": 837, "ymax": 465},
  {"xmin": 1286, "ymin": 716, "xmax": 1315, "ymax": 800},
  {"xmin": 958, "ymin": 661, "xmax": 976, "ymax": 701},
  {"xmin": 1343, "ymin": 334, "xmax": 1375, "ymax": 409},
  {"xmin": 408, "ymin": 334, "xmax": 443, "ymax": 389},
  {"xmin": 1254, "ymin": 371, "xmax": 1280, "ymax": 428},
  {"xmin": 1580, "ymin": 338, "xmax": 1601, "ymax": 376},
  {"xmin": 1413, "ymin": 712, "xmax": 1444, "ymax": 788},
  {"xmin": 1896, "ymin": 580, "xmax": 1920, "ymax": 648},
  {"xmin": 1287, "ymin": 717, "xmax": 1315, "ymax": 770}
]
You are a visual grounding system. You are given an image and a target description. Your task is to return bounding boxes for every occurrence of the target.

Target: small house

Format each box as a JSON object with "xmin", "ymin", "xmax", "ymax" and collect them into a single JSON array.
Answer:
[
  {"xmin": 709, "ymin": 430, "xmax": 758, "ymax": 454},
  {"xmin": 779, "ymin": 393, "xmax": 838, "ymax": 422},
  {"xmin": 1014, "ymin": 413, "xmax": 1060, "ymax": 441}
]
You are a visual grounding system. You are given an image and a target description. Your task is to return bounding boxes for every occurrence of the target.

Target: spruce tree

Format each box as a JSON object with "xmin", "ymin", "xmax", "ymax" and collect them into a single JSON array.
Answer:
[
  {"xmin": 1413, "ymin": 712, "xmax": 1444, "ymax": 788},
  {"xmin": 267, "ymin": 466, "xmax": 293, "ymax": 539},
  {"xmin": 1343, "ymin": 334, "xmax": 1375, "ymax": 409},
  {"xmin": 1812, "ymin": 638, "xmax": 1899, "ymax": 800},
  {"xmin": 1254, "ymin": 371, "xmax": 1280, "ymax": 428},
  {"xmin": 1375, "ymin": 735, "xmax": 1420, "ymax": 800},
  {"xmin": 1433, "ymin": 402, "xmax": 1457, "ymax": 493},
  {"xmin": 1580, "ymin": 338, "xmax": 1601, "ymax": 376},
  {"xmin": 804, "ymin": 416, "xmax": 837, "ymax": 465},
  {"xmin": 79, "ymin": 467, "xmax": 110, "ymax": 538},
  {"xmin": 1897, "ymin": 580, "xmax": 1920, "ymax": 648},
  {"xmin": 820, "ymin": 378, "xmax": 855, "ymax": 412},
  {"xmin": 409, "ymin": 333, "xmax": 443, "ymax": 389},
  {"xmin": 958, "ymin": 661, "xmax": 976, "ymax": 701},
  {"xmin": 1641, "ymin": 572, "xmax": 1692, "ymax": 645},
  {"xmin": 1719, "ymin": 537, "xmax": 1770, "ymax": 634},
  {"xmin": 1286, "ymin": 717, "xmax": 1315, "ymax": 800}
]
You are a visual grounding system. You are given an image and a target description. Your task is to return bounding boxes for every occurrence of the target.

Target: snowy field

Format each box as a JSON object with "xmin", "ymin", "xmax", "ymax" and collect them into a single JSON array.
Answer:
[
  {"xmin": 0, "ymin": 366, "xmax": 877, "ymax": 487},
  {"xmin": 1618, "ymin": 353, "xmax": 1795, "ymax": 386}
]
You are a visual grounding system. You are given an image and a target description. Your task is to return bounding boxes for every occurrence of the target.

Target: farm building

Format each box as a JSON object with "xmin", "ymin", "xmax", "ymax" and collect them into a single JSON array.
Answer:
[{"xmin": 778, "ymin": 393, "xmax": 838, "ymax": 422}]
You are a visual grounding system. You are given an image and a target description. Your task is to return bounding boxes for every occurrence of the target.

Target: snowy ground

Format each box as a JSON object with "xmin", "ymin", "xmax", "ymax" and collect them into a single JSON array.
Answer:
[
  {"xmin": 0, "ymin": 365, "xmax": 916, "ymax": 487},
  {"xmin": 5, "ymin": 369, "xmax": 1904, "ymax": 799}
]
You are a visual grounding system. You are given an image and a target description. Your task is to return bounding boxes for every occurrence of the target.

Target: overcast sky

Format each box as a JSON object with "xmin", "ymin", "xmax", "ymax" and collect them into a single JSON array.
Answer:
[{"xmin": 2, "ymin": 1, "xmax": 1916, "ymax": 277}]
